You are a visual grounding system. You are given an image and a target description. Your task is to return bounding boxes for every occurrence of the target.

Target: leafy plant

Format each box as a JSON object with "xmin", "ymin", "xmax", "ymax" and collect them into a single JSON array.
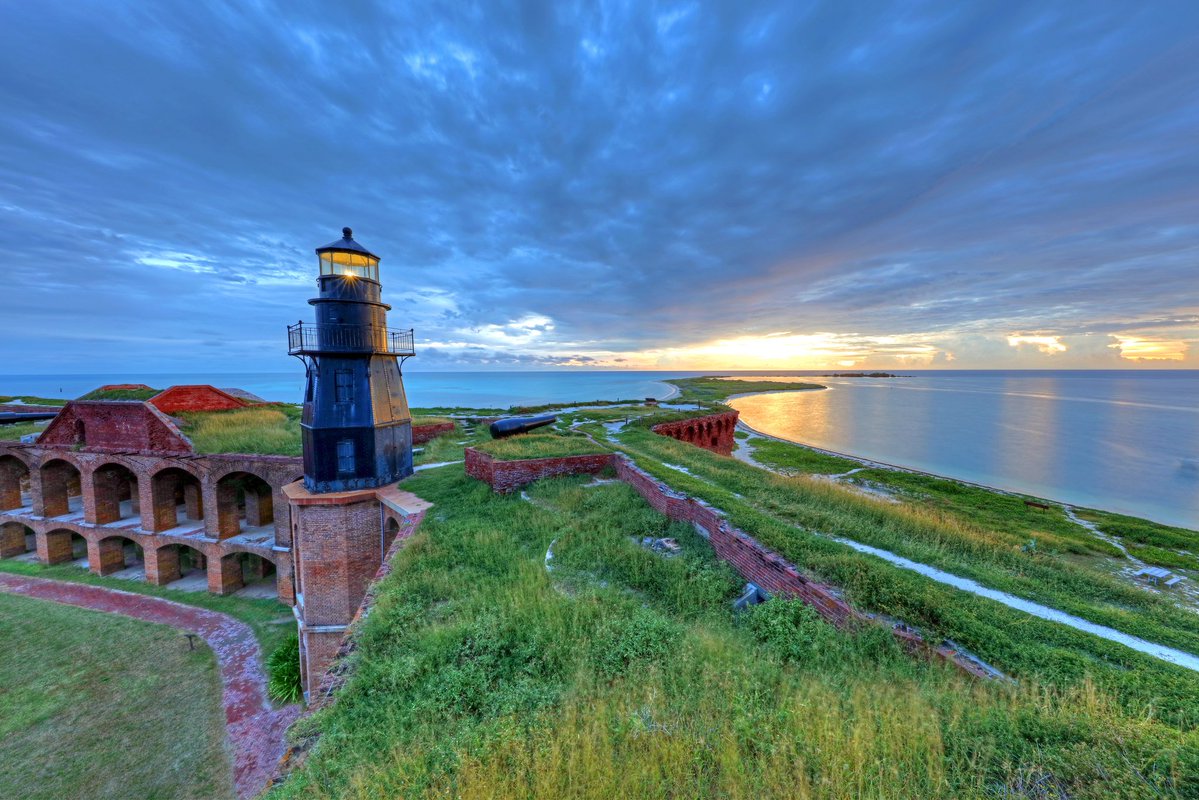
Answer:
[{"xmin": 267, "ymin": 632, "xmax": 303, "ymax": 704}]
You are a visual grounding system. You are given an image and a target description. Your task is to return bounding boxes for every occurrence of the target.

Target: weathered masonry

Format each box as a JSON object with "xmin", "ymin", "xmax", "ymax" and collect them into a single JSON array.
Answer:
[{"xmin": 0, "ymin": 426, "xmax": 299, "ymax": 602}]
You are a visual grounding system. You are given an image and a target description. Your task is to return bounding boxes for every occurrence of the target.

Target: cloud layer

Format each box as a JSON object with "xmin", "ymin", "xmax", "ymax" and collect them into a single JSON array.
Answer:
[{"xmin": 1, "ymin": 1, "xmax": 1197, "ymax": 371}]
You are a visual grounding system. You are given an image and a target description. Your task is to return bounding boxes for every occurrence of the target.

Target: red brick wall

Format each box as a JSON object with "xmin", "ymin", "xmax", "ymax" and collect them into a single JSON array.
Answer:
[
  {"xmin": 652, "ymin": 411, "xmax": 739, "ymax": 456},
  {"xmin": 611, "ymin": 456, "xmax": 994, "ymax": 679},
  {"xmin": 465, "ymin": 447, "xmax": 616, "ymax": 493},
  {"xmin": 412, "ymin": 422, "xmax": 456, "ymax": 445},
  {"xmin": 149, "ymin": 385, "xmax": 248, "ymax": 414},
  {"xmin": 37, "ymin": 401, "xmax": 193, "ymax": 455}
]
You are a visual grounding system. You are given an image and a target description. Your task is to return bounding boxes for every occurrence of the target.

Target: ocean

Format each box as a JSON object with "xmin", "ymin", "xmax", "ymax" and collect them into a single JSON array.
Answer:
[
  {"xmin": 3, "ymin": 369, "xmax": 1195, "ymax": 528},
  {"xmin": 728, "ymin": 371, "xmax": 1198, "ymax": 530}
]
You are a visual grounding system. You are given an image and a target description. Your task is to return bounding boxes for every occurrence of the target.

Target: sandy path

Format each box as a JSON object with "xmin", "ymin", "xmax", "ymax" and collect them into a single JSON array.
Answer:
[{"xmin": 0, "ymin": 573, "xmax": 299, "ymax": 799}]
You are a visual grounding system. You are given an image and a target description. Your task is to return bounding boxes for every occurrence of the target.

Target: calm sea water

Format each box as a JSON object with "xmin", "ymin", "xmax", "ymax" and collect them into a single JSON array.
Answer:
[
  {"xmin": 4, "ymin": 369, "xmax": 1195, "ymax": 528},
  {"xmin": 729, "ymin": 371, "xmax": 1199, "ymax": 530}
]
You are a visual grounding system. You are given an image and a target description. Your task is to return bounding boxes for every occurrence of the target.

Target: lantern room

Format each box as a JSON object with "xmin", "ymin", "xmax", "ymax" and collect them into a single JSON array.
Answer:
[{"xmin": 316, "ymin": 227, "xmax": 379, "ymax": 282}]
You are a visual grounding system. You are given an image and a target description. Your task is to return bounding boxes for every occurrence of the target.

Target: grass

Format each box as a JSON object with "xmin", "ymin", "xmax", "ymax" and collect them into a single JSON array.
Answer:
[
  {"xmin": 668, "ymin": 376, "xmax": 825, "ymax": 405},
  {"xmin": 0, "ymin": 592, "xmax": 234, "ymax": 799},
  {"xmin": 0, "ymin": 420, "xmax": 50, "ymax": 442},
  {"xmin": 0, "ymin": 558, "xmax": 295, "ymax": 656},
  {"xmin": 181, "ymin": 405, "xmax": 304, "ymax": 456},
  {"xmin": 747, "ymin": 436, "xmax": 1197, "ymax": 572},
  {"xmin": 595, "ymin": 427, "xmax": 1199, "ymax": 719},
  {"xmin": 0, "ymin": 395, "xmax": 68, "ymax": 406},
  {"xmin": 78, "ymin": 387, "xmax": 161, "ymax": 401},
  {"xmin": 270, "ymin": 468, "xmax": 1199, "ymax": 799},
  {"xmin": 473, "ymin": 432, "xmax": 609, "ymax": 461}
]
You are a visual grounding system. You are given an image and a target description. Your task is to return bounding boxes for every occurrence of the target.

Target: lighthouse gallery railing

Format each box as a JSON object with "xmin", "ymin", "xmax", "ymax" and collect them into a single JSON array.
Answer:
[{"xmin": 287, "ymin": 322, "xmax": 415, "ymax": 356}]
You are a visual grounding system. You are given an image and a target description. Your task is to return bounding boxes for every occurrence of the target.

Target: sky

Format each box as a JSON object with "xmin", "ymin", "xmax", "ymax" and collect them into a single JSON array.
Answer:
[{"xmin": 1, "ymin": 1, "xmax": 1197, "ymax": 373}]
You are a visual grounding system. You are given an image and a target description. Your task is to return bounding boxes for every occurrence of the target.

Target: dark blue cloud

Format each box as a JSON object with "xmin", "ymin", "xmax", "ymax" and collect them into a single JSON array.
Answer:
[{"xmin": 1, "ymin": 1, "xmax": 1196, "ymax": 371}]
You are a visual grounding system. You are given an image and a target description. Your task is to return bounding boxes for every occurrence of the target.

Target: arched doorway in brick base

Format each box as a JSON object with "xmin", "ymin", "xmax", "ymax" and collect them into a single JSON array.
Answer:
[
  {"xmin": 92, "ymin": 535, "xmax": 144, "ymax": 580},
  {"xmin": 149, "ymin": 467, "xmax": 204, "ymax": 532},
  {"xmin": 214, "ymin": 552, "xmax": 278, "ymax": 599},
  {"xmin": 383, "ymin": 516, "xmax": 402, "ymax": 553},
  {"xmin": 91, "ymin": 462, "xmax": 140, "ymax": 524},
  {"xmin": 214, "ymin": 472, "xmax": 274, "ymax": 539},
  {"xmin": 40, "ymin": 529, "xmax": 87, "ymax": 566},
  {"xmin": 147, "ymin": 543, "xmax": 209, "ymax": 589},
  {"xmin": 0, "ymin": 522, "xmax": 34, "ymax": 559},
  {"xmin": 39, "ymin": 459, "xmax": 82, "ymax": 517},
  {"xmin": 0, "ymin": 454, "xmax": 30, "ymax": 511}
]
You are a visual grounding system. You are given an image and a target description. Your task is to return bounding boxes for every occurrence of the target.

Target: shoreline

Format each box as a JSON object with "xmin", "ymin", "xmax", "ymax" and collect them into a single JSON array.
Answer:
[{"xmin": 718, "ymin": 387, "xmax": 1194, "ymax": 532}]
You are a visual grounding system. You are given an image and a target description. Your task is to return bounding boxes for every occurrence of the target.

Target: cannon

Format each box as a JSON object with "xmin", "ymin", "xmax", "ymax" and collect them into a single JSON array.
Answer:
[
  {"xmin": 489, "ymin": 414, "xmax": 557, "ymax": 439},
  {"xmin": 0, "ymin": 412, "xmax": 58, "ymax": 425}
]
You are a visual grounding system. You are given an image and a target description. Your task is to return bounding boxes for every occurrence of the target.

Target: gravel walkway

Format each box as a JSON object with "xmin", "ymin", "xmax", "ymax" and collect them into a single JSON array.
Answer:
[{"xmin": 0, "ymin": 573, "xmax": 299, "ymax": 799}]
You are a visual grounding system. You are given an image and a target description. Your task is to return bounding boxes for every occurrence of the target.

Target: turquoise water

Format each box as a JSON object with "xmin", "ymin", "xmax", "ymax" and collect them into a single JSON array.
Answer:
[
  {"xmin": 728, "ymin": 371, "xmax": 1198, "ymax": 530},
  {"xmin": 4, "ymin": 369, "xmax": 1195, "ymax": 528}
]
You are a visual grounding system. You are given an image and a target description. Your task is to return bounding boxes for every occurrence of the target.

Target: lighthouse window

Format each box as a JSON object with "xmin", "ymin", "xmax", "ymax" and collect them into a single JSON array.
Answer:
[
  {"xmin": 334, "ymin": 370, "xmax": 354, "ymax": 404},
  {"xmin": 336, "ymin": 440, "xmax": 355, "ymax": 473}
]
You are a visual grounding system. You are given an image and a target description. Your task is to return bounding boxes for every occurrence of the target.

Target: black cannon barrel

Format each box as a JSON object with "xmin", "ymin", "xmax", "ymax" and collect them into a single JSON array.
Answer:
[
  {"xmin": 0, "ymin": 412, "xmax": 58, "ymax": 425},
  {"xmin": 489, "ymin": 414, "xmax": 557, "ymax": 439}
]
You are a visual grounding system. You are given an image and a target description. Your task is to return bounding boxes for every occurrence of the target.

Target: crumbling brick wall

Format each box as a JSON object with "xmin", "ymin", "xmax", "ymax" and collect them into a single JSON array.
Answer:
[
  {"xmin": 37, "ymin": 401, "xmax": 193, "ymax": 454},
  {"xmin": 652, "ymin": 410, "xmax": 739, "ymax": 455},
  {"xmin": 412, "ymin": 422, "xmax": 456, "ymax": 445},
  {"xmin": 464, "ymin": 447, "xmax": 616, "ymax": 493}
]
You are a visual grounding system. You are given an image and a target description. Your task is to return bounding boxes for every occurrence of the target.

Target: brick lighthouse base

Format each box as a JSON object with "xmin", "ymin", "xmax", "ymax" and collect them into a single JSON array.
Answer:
[{"xmin": 284, "ymin": 481, "xmax": 386, "ymax": 698}]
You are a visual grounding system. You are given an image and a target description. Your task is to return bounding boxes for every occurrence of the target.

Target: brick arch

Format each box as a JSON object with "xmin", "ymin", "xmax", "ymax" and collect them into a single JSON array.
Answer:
[
  {"xmin": 145, "ymin": 540, "xmax": 209, "ymax": 587},
  {"xmin": 38, "ymin": 527, "xmax": 88, "ymax": 565},
  {"xmin": 148, "ymin": 465, "xmax": 205, "ymax": 532},
  {"xmin": 91, "ymin": 532, "xmax": 144, "ymax": 577},
  {"xmin": 213, "ymin": 471, "xmax": 276, "ymax": 539},
  {"xmin": 210, "ymin": 465, "xmax": 276, "ymax": 487},
  {"xmin": 38, "ymin": 458, "xmax": 83, "ymax": 518},
  {"xmin": 33, "ymin": 451, "xmax": 84, "ymax": 471},
  {"xmin": 90, "ymin": 460, "xmax": 141, "ymax": 525},
  {"xmin": 0, "ymin": 454, "xmax": 31, "ymax": 511},
  {"xmin": 0, "ymin": 521, "xmax": 33, "ymax": 558},
  {"xmin": 213, "ymin": 550, "xmax": 279, "ymax": 597}
]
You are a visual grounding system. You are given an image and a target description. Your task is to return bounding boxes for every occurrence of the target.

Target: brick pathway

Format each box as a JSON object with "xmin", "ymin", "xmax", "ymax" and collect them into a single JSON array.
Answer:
[{"xmin": 0, "ymin": 573, "xmax": 299, "ymax": 799}]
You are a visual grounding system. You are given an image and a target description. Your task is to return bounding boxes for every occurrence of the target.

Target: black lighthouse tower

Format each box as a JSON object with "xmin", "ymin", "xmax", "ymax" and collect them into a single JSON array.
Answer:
[{"xmin": 288, "ymin": 228, "xmax": 415, "ymax": 493}]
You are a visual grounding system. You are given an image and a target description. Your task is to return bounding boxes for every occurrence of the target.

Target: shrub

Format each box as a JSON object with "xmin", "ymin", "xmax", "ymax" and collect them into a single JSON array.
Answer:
[
  {"xmin": 590, "ymin": 606, "xmax": 679, "ymax": 679},
  {"xmin": 267, "ymin": 632, "xmax": 303, "ymax": 704},
  {"xmin": 746, "ymin": 599, "xmax": 835, "ymax": 663}
]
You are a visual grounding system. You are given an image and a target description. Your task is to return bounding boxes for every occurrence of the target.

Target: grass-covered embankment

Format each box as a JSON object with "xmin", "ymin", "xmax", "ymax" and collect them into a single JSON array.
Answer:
[
  {"xmin": 272, "ymin": 466, "xmax": 1198, "ymax": 799},
  {"xmin": 181, "ymin": 405, "xmax": 304, "ymax": 456},
  {"xmin": 78, "ymin": 386, "xmax": 161, "ymax": 401},
  {"xmin": 584, "ymin": 423, "xmax": 1199, "ymax": 720},
  {"xmin": 473, "ymin": 431, "xmax": 609, "ymax": 461},
  {"xmin": 0, "ymin": 421, "xmax": 50, "ymax": 441},
  {"xmin": 0, "ymin": 592, "xmax": 233, "ymax": 800}
]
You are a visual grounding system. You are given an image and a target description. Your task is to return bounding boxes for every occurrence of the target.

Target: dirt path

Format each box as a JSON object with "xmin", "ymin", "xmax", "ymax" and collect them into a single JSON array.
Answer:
[{"xmin": 0, "ymin": 573, "xmax": 299, "ymax": 799}]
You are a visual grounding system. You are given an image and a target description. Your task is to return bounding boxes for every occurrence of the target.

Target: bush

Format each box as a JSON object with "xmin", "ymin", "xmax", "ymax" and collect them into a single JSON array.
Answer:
[
  {"xmin": 590, "ymin": 606, "xmax": 679, "ymax": 679},
  {"xmin": 267, "ymin": 632, "xmax": 303, "ymax": 704},
  {"xmin": 746, "ymin": 599, "xmax": 835, "ymax": 662}
]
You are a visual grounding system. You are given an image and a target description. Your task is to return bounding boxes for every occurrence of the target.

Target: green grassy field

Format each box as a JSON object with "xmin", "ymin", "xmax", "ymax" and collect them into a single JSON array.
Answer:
[
  {"xmin": 0, "ymin": 420, "xmax": 50, "ymax": 441},
  {"xmin": 271, "ymin": 467, "xmax": 1198, "ymax": 799},
  {"xmin": 0, "ymin": 559, "xmax": 295, "ymax": 656},
  {"xmin": 473, "ymin": 431, "xmax": 609, "ymax": 460},
  {"xmin": 0, "ymin": 592, "xmax": 234, "ymax": 800}
]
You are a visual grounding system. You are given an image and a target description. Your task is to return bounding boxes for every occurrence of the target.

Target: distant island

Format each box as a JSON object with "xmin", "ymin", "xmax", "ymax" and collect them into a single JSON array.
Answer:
[{"xmin": 819, "ymin": 372, "xmax": 902, "ymax": 378}]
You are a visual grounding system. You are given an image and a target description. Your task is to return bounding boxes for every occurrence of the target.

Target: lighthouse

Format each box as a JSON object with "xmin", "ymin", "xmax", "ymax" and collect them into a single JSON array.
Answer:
[{"xmin": 288, "ymin": 228, "xmax": 415, "ymax": 492}]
